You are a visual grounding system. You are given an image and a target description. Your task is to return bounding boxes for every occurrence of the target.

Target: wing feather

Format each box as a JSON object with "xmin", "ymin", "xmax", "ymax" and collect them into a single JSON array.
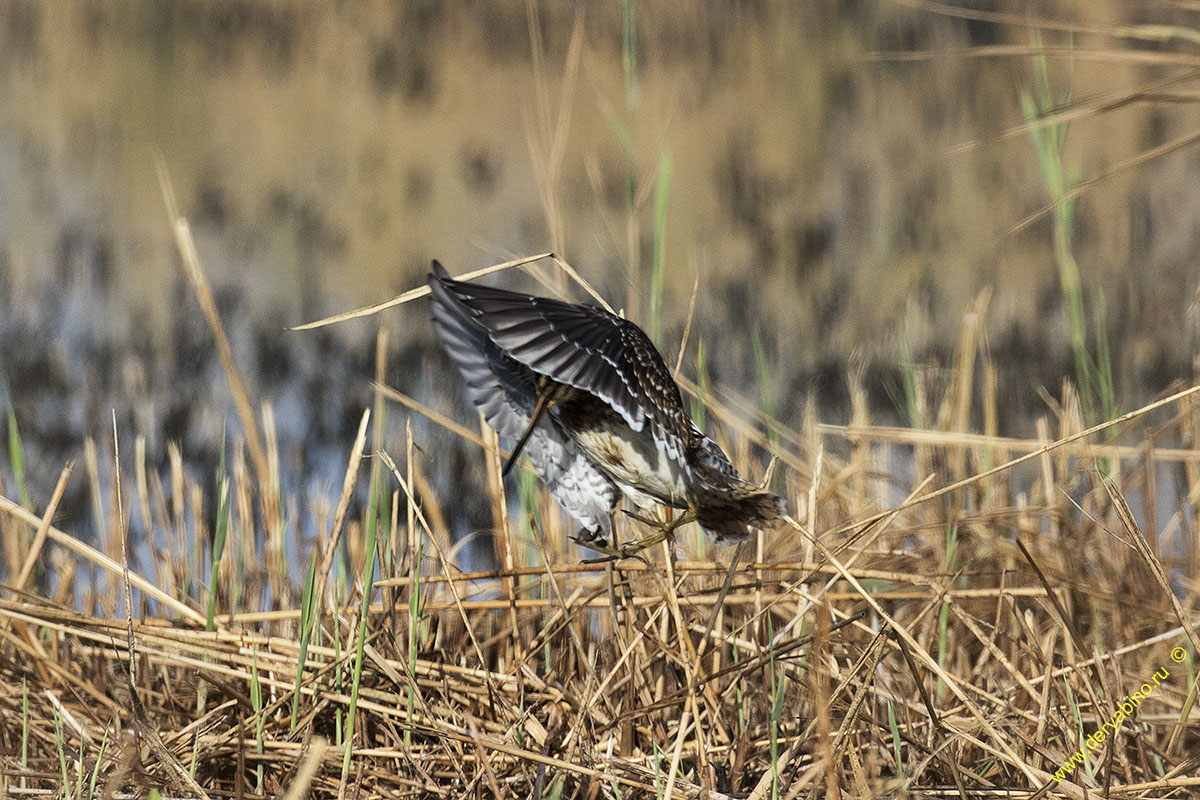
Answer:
[
  {"xmin": 429, "ymin": 271, "xmax": 619, "ymax": 538},
  {"xmin": 430, "ymin": 261, "xmax": 785, "ymax": 546},
  {"xmin": 430, "ymin": 263, "xmax": 691, "ymax": 457}
]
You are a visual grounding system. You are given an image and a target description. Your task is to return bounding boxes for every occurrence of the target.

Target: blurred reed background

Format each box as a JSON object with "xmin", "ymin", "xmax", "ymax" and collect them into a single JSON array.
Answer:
[
  {"xmin": 2, "ymin": 2, "xmax": 1198, "ymax": 505},
  {"xmin": 2, "ymin": 2, "xmax": 1200, "ymax": 796}
]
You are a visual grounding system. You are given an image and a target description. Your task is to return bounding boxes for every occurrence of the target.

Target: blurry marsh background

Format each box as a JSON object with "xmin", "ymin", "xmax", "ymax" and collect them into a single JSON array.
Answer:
[{"xmin": 2, "ymin": 0, "xmax": 1200, "ymax": 545}]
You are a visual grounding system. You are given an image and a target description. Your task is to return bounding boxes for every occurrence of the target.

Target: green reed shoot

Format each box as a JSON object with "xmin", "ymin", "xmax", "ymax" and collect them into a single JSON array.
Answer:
[
  {"xmin": 652, "ymin": 741, "xmax": 664, "ymax": 799},
  {"xmin": 752, "ymin": 329, "xmax": 783, "ymax": 498},
  {"xmin": 897, "ymin": 317, "xmax": 924, "ymax": 429},
  {"xmin": 1063, "ymin": 676, "xmax": 1093, "ymax": 782},
  {"xmin": 1021, "ymin": 35, "xmax": 1115, "ymax": 428},
  {"xmin": 887, "ymin": 700, "xmax": 905, "ymax": 778},
  {"xmin": 517, "ymin": 458, "xmax": 541, "ymax": 569},
  {"xmin": 650, "ymin": 148, "xmax": 672, "ymax": 344},
  {"xmin": 768, "ymin": 615, "xmax": 782, "ymax": 800},
  {"xmin": 73, "ymin": 734, "xmax": 84, "ymax": 799},
  {"xmin": 206, "ymin": 477, "xmax": 230, "ymax": 632},
  {"xmin": 733, "ymin": 638, "xmax": 745, "ymax": 737},
  {"xmin": 752, "ymin": 331, "xmax": 777, "ymax": 446},
  {"xmin": 52, "ymin": 702, "xmax": 67, "ymax": 793},
  {"xmin": 936, "ymin": 520, "xmax": 957, "ymax": 703},
  {"xmin": 21, "ymin": 679, "xmax": 28, "ymax": 788},
  {"xmin": 333, "ymin": 612, "xmax": 344, "ymax": 746},
  {"xmin": 342, "ymin": 458, "xmax": 381, "ymax": 781},
  {"xmin": 691, "ymin": 339, "xmax": 708, "ymax": 432},
  {"xmin": 6, "ymin": 398, "xmax": 28, "ymax": 509},
  {"xmin": 251, "ymin": 650, "xmax": 265, "ymax": 793},
  {"xmin": 85, "ymin": 731, "xmax": 108, "ymax": 800},
  {"xmin": 290, "ymin": 552, "xmax": 318, "ymax": 731},
  {"xmin": 406, "ymin": 475, "xmax": 425, "ymax": 750}
]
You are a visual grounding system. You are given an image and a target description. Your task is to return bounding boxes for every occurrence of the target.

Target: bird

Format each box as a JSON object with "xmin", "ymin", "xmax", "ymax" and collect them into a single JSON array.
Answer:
[{"xmin": 427, "ymin": 260, "xmax": 785, "ymax": 554}]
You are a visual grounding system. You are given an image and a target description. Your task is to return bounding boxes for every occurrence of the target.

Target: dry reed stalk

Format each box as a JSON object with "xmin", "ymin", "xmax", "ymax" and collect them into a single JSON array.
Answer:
[
  {"xmin": 817, "ymin": 423, "xmax": 1200, "ymax": 464},
  {"xmin": 262, "ymin": 401, "xmax": 288, "ymax": 602},
  {"xmin": 814, "ymin": 597, "xmax": 840, "ymax": 800},
  {"xmin": 937, "ymin": 289, "xmax": 991, "ymax": 491},
  {"xmin": 677, "ymin": 372, "xmax": 811, "ymax": 474},
  {"xmin": 523, "ymin": 9, "xmax": 583, "ymax": 274},
  {"xmin": 313, "ymin": 409, "xmax": 370, "ymax": 617},
  {"xmin": 5, "ymin": 254, "xmax": 1200, "ymax": 796},
  {"xmin": 372, "ymin": 328, "xmax": 394, "ymax": 631},
  {"xmin": 158, "ymin": 160, "xmax": 277, "ymax": 544},
  {"xmin": 482, "ymin": 420, "xmax": 521, "ymax": 667},
  {"xmin": 0, "ymin": 497, "xmax": 206, "ymax": 625},
  {"xmin": 849, "ymin": 366, "xmax": 869, "ymax": 513},
  {"xmin": 0, "ymin": 475, "xmax": 18, "ymax": 587},
  {"xmin": 12, "ymin": 464, "xmax": 71, "ymax": 593},
  {"xmin": 291, "ymin": 253, "xmax": 555, "ymax": 332},
  {"xmin": 1187, "ymin": 396, "xmax": 1200, "ymax": 587}
]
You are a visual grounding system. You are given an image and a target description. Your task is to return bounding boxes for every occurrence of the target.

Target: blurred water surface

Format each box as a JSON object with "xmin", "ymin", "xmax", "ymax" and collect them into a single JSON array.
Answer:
[{"xmin": 2, "ymin": 1, "xmax": 1199, "ymax": 551}]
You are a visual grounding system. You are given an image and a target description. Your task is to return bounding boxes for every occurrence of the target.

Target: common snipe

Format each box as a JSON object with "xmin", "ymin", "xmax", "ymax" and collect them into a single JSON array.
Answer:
[{"xmin": 429, "ymin": 261, "xmax": 784, "ymax": 553}]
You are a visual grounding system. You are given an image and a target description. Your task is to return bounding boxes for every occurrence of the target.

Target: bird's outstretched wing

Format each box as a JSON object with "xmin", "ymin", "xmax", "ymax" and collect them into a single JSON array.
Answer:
[
  {"xmin": 429, "ymin": 268, "xmax": 619, "ymax": 539},
  {"xmin": 430, "ymin": 261, "xmax": 692, "ymax": 461}
]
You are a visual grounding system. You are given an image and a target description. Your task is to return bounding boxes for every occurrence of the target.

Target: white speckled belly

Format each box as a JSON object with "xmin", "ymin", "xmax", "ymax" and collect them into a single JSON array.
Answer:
[{"xmin": 571, "ymin": 424, "xmax": 690, "ymax": 509}]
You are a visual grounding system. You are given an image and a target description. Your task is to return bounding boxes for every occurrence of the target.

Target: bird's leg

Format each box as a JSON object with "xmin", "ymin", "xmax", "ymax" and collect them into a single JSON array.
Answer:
[
  {"xmin": 620, "ymin": 509, "xmax": 697, "ymax": 557},
  {"xmin": 581, "ymin": 507, "xmax": 697, "ymax": 562},
  {"xmin": 501, "ymin": 380, "xmax": 559, "ymax": 477}
]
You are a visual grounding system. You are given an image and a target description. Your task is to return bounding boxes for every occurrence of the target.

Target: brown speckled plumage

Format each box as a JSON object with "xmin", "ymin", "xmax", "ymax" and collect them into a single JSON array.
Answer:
[{"xmin": 428, "ymin": 261, "xmax": 785, "ymax": 544}]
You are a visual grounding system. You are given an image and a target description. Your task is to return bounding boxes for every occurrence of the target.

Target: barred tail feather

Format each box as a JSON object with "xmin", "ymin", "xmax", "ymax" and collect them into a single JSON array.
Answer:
[{"xmin": 695, "ymin": 485, "xmax": 786, "ymax": 543}]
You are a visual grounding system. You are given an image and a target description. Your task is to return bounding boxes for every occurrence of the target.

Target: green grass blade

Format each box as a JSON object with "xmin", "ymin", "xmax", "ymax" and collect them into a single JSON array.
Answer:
[
  {"xmin": 619, "ymin": 0, "xmax": 639, "ymax": 112},
  {"xmin": 206, "ymin": 477, "xmax": 231, "ymax": 632},
  {"xmin": 6, "ymin": 398, "xmax": 29, "ymax": 509},
  {"xmin": 342, "ymin": 457, "xmax": 381, "ymax": 781},
  {"xmin": 21, "ymin": 679, "xmax": 29, "ymax": 789},
  {"xmin": 768, "ymin": 615, "xmax": 781, "ymax": 800},
  {"xmin": 52, "ymin": 703, "xmax": 68, "ymax": 791},
  {"xmin": 251, "ymin": 649, "xmax": 265, "ymax": 793},
  {"xmin": 752, "ymin": 330, "xmax": 778, "ymax": 445},
  {"xmin": 897, "ymin": 318, "xmax": 922, "ymax": 428},
  {"xmin": 86, "ymin": 730, "xmax": 109, "ymax": 800},
  {"xmin": 649, "ymin": 148, "xmax": 672, "ymax": 343},
  {"xmin": 887, "ymin": 700, "xmax": 905, "ymax": 778},
  {"xmin": 691, "ymin": 339, "xmax": 707, "ymax": 431},
  {"xmin": 406, "ymin": 471, "xmax": 426, "ymax": 749},
  {"xmin": 290, "ymin": 552, "xmax": 318, "ymax": 731}
]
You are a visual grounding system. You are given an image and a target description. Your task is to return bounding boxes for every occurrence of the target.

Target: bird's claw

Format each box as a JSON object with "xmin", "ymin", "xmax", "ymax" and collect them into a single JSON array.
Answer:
[
  {"xmin": 619, "ymin": 509, "xmax": 661, "ymax": 527},
  {"xmin": 579, "ymin": 532, "xmax": 662, "ymax": 565},
  {"xmin": 579, "ymin": 510, "xmax": 698, "ymax": 563}
]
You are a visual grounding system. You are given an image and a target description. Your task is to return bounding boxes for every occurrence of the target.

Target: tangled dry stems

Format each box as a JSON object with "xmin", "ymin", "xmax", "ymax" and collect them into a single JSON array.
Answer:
[
  {"xmin": 1, "ymin": 361, "xmax": 1199, "ymax": 797},
  {"xmin": 1, "ymin": 201, "xmax": 1198, "ymax": 797}
]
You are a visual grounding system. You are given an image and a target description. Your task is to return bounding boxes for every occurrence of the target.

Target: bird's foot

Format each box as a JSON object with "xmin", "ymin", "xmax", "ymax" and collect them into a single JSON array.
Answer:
[
  {"xmin": 580, "ymin": 528, "xmax": 669, "ymax": 564},
  {"xmin": 623, "ymin": 508, "xmax": 697, "ymax": 537},
  {"xmin": 579, "ymin": 510, "xmax": 697, "ymax": 564}
]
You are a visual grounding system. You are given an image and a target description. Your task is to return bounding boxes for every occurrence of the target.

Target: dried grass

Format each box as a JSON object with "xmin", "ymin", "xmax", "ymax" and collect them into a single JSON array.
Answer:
[
  {"xmin": 5, "ymin": 19, "xmax": 1200, "ymax": 787},
  {"xmin": 2, "ymin": 239, "xmax": 1199, "ymax": 797}
]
